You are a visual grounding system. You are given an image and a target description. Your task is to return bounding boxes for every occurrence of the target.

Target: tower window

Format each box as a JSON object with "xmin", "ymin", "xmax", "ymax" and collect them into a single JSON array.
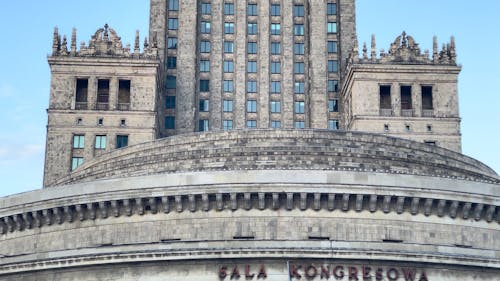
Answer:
[
  {"xmin": 224, "ymin": 22, "xmax": 234, "ymax": 34},
  {"xmin": 247, "ymin": 100, "xmax": 257, "ymax": 113},
  {"xmin": 247, "ymin": 4, "xmax": 258, "ymax": 16},
  {"xmin": 224, "ymin": 3, "xmax": 234, "ymax": 15},
  {"xmin": 168, "ymin": 0, "xmax": 179, "ymax": 11},
  {"xmin": 294, "ymin": 121, "xmax": 305, "ymax": 129},
  {"xmin": 201, "ymin": 21, "xmax": 211, "ymax": 33},
  {"xmin": 165, "ymin": 96, "xmax": 176, "ymax": 109},
  {"xmin": 270, "ymin": 101, "xmax": 281, "ymax": 113},
  {"xmin": 201, "ymin": 3, "xmax": 211, "ymax": 14},
  {"xmin": 294, "ymin": 43, "xmax": 304, "ymax": 55},
  {"xmin": 271, "ymin": 120, "xmax": 281, "ymax": 128},
  {"xmin": 247, "ymin": 42, "xmax": 257, "ymax": 54},
  {"xmin": 294, "ymin": 62, "xmax": 304, "ymax": 74},
  {"xmin": 97, "ymin": 79, "xmax": 109, "ymax": 110},
  {"xmin": 271, "ymin": 42, "xmax": 281, "ymax": 55},
  {"xmin": 294, "ymin": 24, "xmax": 304, "ymax": 36},
  {"xmin": 224, "ymin": 60, "xmax": 234, "ymax": 73},
  {"xmin": 73, "ymin": 135, "xmax": 85, "ymax": 149},
  {"xmin": 294, "ymin": 101, "xmax": 305, "ymax": 114},
  {"xmin": 401, "ymin": 86, "xmax": 412, "ymax": 110},
  {"xmin": 247, "ymin": 23, "xmax": 258, "ymax": 35},
  {"xmin": 200, "ymin": 41, "xmax": 211, "ymax": 53},
  {"xmin": 75, "ymin": 79, "xmax": 88, "ymax": 109},
  {"xmin": 167, "ymin": 37, "xmax": 177, "ymax": 49},
  {"xmin": 224, "ymin": 41, "xmax": 234, "ymax": 53},
  {"xmin": 328, "ymin": 60, "xmax": 338, "ymax": 73},
  {"xmin": 422, "ymin": 86, "xmax": 433, "ymax": 110},
  {"xmin": 294, "ymin": 82, "xmax": 305, "ymax": 94},
  {"xmin": 200, "ymin": 60, "xmax": 210, "ymax": 72},
  {"xmin": 200, "ymin": 80, "xmax": 210, "ymax": 92},
  {"xmin": 247, "ymin": 81, "xmax": 257, "ymax": 93},
  {"xmin": 71, "ymin": 157, "xmax": 84, "ymax": 170},
  {"xmin": 380, "ymin": 85, "xmax": 391, "ymax": 110},
  {"xmin": 168, "ymin": 18, "xmax": 178, "ymax": 30},
  {"xmin": 247, "ymin": 120, "xmax": 257, "ymax": 128},
  {"xmin": 327, "ymin": 41, "xmax": 338, "ymax": 53},
  {"xmin": 327, "ymin": 22, "xmax": 337, "ymax": 33},
  {"xmin": 328, "ymin": 80, "xmax": 339, "ymax": 92},
  {"xmin": 271, "ymin": 23, "xmax": 281, "ymax": 35},
  {"xmin": 223, "ymin": 100, "xmax": 233, "ymax": 112},
  {"xmin": 118, "ymin": 80, "xmax": 131, "ymax": 110},
  {"xmin": 270, "ymin": 81, "xmax": 281, "ymax": 93},
  {"xmin": 167, "ymin": 57, "xmax": 177, "ymax": 69},
  {"xmin": 166, "ymin": 76, "xmax": 176, "ymax": 89},
  {"xmin": 271, "ymin": 61, "xmax": 281, "ymax": 74},
  {"xmin": 95, "ymin": 135, "xmax": 107, "ymax": 149},
  {"xmin": 328, "ymin": 99, "xmax": 338, "ymax": 112},
  {"xmin": 199, "ymin": 99, "xmax": 209, "ymax": 112},
  {"xmin": 116, "ymin": 135, "xmax": 128, "ymax": 148},
  {"xmin": 327, "ymin": 3, "xmax": 337, "ymax": 15},
  {"xmin": 223, "ymin": 80, "xmax": 234, "ymax": 92},
  {"xmin": 165, "ymin": 116, "xmax": 175, "ymax": 129},
  {"xmin": 223, "ymin": 120, "xmax": 233, "ymax": 130},
  {"xmin": 199, "ymin": 119, "xmax": 209, "ymax": 132},
  {"xmin": 328, "ymin": 120, "xmax": 339, "ymax": 130},
  {"xmin": 247, "ymin": 61, "xmax": 257, "ymax": 73},
  {"xmin": 294, "ymin": 5, "xmax": 305, "ymax": 17},
  {"xmin": 270, "ymin": 4, "xmax": 280, "ymax": 16}
]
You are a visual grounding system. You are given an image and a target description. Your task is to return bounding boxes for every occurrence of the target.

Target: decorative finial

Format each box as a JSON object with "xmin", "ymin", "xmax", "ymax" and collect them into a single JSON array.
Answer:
[
  {"xmin": 432, "ymin": 36, "xmax": 438, "ymax": 63},
  {"xmin": 362, "ymin": 42, "xmax": 368, "ymax": 60},
  {"xmin": 61, "ymin": 35, "xmax": 68, "ymax": 55},
  {"xmin": 52, "ymin": 27, "xmax": 60, "ymax": 56},
  {"xmin": 144, "ymin": 37, "xmax": 149, "ymax": 49},
  {"xmin": 70, "ymin": 28, "xmax": 77, "ymax": 55},
  {"xmin": 371, "ymin": 34, "xmax": 377, "ymax": 62},
  {"xmin": 449, "ymin": 36, "xmax": 457, "ymax": 64},
  {"xmin": 402, "ymin": 31, "xmax": 407, "ymax": 47},
  {"xmin": 134, "ymin": 30, "xmax": 140, "ymax": 55},
  {"xmin": 104, "ymin": 23, "xmax": 109, "ymax": 41}
]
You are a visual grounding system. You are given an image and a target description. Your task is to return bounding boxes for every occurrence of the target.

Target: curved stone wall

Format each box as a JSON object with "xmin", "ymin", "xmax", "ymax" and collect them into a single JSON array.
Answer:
[
  {"xmin": 1, "ymin": 130, "xmax": 499, "ymax": 280},
  {"xmin": 52, "ymin": 130, "xmax": 499, "ymax": 186}
]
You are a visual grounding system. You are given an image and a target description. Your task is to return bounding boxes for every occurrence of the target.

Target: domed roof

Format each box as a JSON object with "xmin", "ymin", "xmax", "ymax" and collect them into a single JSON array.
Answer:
[{"xmin": 52, "ymin": 129, "xmax": 499, "ymax": 186}]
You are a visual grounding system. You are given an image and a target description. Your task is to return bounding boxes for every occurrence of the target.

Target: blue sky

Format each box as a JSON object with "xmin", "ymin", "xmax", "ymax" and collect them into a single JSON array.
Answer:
[{"xmin": 0, "ymin": 1, "xmax": 498, "ymax": 197}]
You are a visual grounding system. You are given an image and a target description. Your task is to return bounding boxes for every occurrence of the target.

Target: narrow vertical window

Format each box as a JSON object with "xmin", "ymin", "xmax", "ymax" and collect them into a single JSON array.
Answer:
[
  {"xmin": 97, "ymin": 79, "xmax": 109, "ymax": 110},
  {"xmin": 118, "ymin": 80, "xmax": 131, "ymax": 110},
  {"xmin": 75, "ymin": 79, "xmax": 88, "ymax": 110}
]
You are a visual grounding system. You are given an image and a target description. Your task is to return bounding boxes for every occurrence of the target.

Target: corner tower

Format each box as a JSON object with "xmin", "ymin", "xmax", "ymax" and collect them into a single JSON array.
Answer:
[{"xmin": 43, "ymin": 26, "xmax": 160, "ymax": 187}]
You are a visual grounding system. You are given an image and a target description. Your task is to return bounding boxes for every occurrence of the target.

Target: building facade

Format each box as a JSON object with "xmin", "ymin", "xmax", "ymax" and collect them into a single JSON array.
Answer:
[
  {"xmin": 42, "ymin": 0, "xmax": 463, "ymax": 187},
  {"xmin": 2, "ymin": 1, "xmax": 497, "ymax": 280}
]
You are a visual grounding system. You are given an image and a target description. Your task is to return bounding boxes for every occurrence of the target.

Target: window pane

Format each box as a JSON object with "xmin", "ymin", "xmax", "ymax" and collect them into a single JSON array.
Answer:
[
  {"xmin": 247, "ymin": 4, "xmax": 257, "ymax": 16},
  {"xmin": 201, "ymin": 21, "xmax": 211, "ymax": 33},
  {"xmin": 294, "ymin": 121, "xmax": 305, "ymax": 129},
  {"xmin": 327, "ymin": 22, "xmax": 337, "ymax": 33},
  {"xmin": 271, "ymin": 120, "xmax": 281, "ymax": 128},
  {"xmin": 247, "ymin": 100, "xmax": 257, "ymax": 113},
  {"xmin": 294, "ymin": 5, "xmax": 304, "ymax": 17},
  {"xmin": 200, "ymin": 41, "xmax": 211, "ymax": 53},
  {"xmin": 294, "ymin": 24, "xmax": 304, "ymax": 36},
  {"xmin": 294, "ymin": 82, "xmax": 305, "ymax": 94},
  {"xmin": 271, "ymin": 42, "xmax": 281, "ymax": 54},
  {"xmin": 247, "ymin": 42, "xmax": 257, "ymax": 54},
  {"xmin": 224, "ymin": 60, "xmax": 234, "ymax": 72},
  {"xmin": 165, "ymin": 116, "xmax": 175, "ymax": 129},
  {"xmin": 165, "ymin": 96, "xmax": 176, "ymax": 109},
  {"xmin": 223, "ymin": 120, "xmax": 233, "ymax": 130},
  {"xmin": 247, "ymin": 81, "xmax": 257, "ymax": 93},
  {"xmin": 271, "ymin": 23, "xmax": 280, "ymax": 35},
  {"xmin": 247, "ymin": 23, "xmax": 257, "ymax": 35},
  {"xmin": 270, "ymin": 101, "xmax": 281, "ymax": 113},
  {"xmin": 224, "ymin": 3, "xmax": 234, "ymax": 15},
  {"xmin": 271, "ymin": 61, "xmax": 281, "ymax": 74},
  {"xmin": 167, "ymin": 57, "xmax": 177, "ymax": 69},
  {"xmin": 201, "ymin": 3, "xmax": 211, "ymax": 14},
  {"xmin": 223, "ymin": 100, "xmax": 233, "ymax": 112},
  {"xmin": 327, "ymin": 3, "xmax": 337, "ymax": 15},
  {"xmin": 224, "ymin": 22, "xmax": 234, "ymax": 34},
  {"xmin": 116, "ymin": 135, "xmax": 128, "ymax": 148},
  {"xmin": 328, "ymin": 99, "xmax": 338, "ymax": 112},
  {"xmin": 200, "ymin": 60, "xmax": 210, "ymax": 72},
  {"xmin": 270, "ymin": 81, "xmax": 281, "ymax": 93},
  {"xmin": 328, "ymin": 119, "xmax": 339, "ymax": 130},
  {"xmin": 73, "ymin": 135, "xmax": 84, "ymax": 149},
  {"xmin": 223, "ymin": 80, "xmax": 234, "ymax": 92},
  {"xmin": 246, "ymin": 120, "xmax": 257, "ymax": 128},
  {"xmin": 328, "ymin": 60, "xmax": 338, "ymax": 73},
  {"xmin": 166, "ymin": 76, "xmax": 176, "ymax": 89},
  {"xmin": 168, "ymin": 0, "xmax": 179, "ymax": 11},
  {"xmin": 294, "ymin": 101, "xmax": 305, "ymax": 113},
  {"xmin": 224, "ymin": 41, "xmax": 234, "ymax": 53},
  {"xmin": 294, "ymin": 62, "xmax": 304, "ymax": 74},
  {"xmin": 294, "ymin": 43, "xmax": 304, "ymax": 55},
  {"xmin": 95, "ymin": 135, "xmax": 106, "ymax": 149},
  {"xmin": 200, "ymin": 80, "xmax": 210, "ymax": 91},
  {"xmin": 327, "ymin": 41, "xmax": 338, "ymax": 53},
  {"xmin": 199, "ymin": 99, "xmax": 209, "ymax": 111},
  {"xmin": 167, "ymin": 38, "xmax": 177, "ymax": 49},
  {"xmin": 247, "ymin": 61, "xmax": 257, "ymax": 73},
  {"xmin": 168, "ymin": 18, "xmax": 178, "ymax": 30},
  {"xmin": 328, "ymin": 80, "xmax": 338, "ymax": 92},
  {"xmin": 71, "ymin": 157, "xmax": 83, "ymax": 170},
  {"xmin": 271, "ymin": 4, "xmax": 280, "ymax": 16}
]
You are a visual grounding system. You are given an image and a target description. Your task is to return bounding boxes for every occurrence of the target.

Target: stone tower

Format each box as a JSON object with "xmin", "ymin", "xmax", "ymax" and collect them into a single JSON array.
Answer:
[
  {"xmin": 150, "ymin": 0, "xmax": 357, "ymax": 136},
  {"xmin": 43, "ymin": 26, "xmax": 160, "ymax": 186}
]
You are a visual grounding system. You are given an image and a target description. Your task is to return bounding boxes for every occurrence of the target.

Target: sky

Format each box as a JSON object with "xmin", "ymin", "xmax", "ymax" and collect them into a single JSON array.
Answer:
[{"xmin": 0, "ymin": 1, "xmax": 498, "ymax": 197}]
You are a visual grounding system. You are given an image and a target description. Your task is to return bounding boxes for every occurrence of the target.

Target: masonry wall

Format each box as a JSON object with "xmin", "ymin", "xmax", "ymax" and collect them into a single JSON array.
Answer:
[{"xmin": 44, "ymin": 58, "xmax": 159, "ymax": 187}]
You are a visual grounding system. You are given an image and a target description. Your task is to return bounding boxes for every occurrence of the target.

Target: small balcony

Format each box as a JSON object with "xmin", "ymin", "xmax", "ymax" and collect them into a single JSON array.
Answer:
[
  {"xmin": 401, "ymin": 109, "xmax": 414, "ymax": 117},
  {"xmin": 422, "ymin": 109, "xmax": 434, "ymax": 117},
  {"xmin": 379, "ymin": 108, "xmax": 393, "ymax": 116},
  {"xmin": 75, "ymin": 102, "xmax": 88, "ymax": 110},
  {"xmin": 117, "ymin": 103, "xmax": 131, "ymax": 111},
  {"xmin": 96, "ymin": 102, "xmax": 109, "ymax": 110}
]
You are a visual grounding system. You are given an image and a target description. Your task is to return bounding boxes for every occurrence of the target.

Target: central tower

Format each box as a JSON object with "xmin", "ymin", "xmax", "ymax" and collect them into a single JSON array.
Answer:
[{"xmin": 150, "ymin": 0, "xmax": 357, "ymax": 136}]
